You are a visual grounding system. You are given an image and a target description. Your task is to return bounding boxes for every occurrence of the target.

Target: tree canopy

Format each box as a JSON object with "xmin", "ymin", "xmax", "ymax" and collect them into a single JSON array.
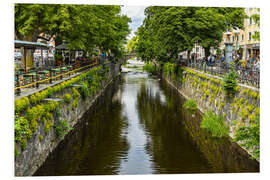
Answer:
[
  {"xmin": 136, "ymin": 6, "xmax": 245, "ymax": 62},
  {"xmin": 127, "ymin": 35, "xmax": 138, "ymax": 54},
  {"xmin": 15, "ymin": 4, "xmax": 131, "ymax": 57}
]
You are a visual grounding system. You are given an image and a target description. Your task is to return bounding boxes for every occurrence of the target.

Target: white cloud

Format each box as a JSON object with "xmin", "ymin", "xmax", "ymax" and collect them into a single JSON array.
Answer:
[{"xmin": 121, "ymin": 5, "xmax": 147, "ymax": 40}]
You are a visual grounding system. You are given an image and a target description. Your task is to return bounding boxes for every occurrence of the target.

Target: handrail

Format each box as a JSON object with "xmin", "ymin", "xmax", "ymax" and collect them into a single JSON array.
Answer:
[{"xmin": 14, "ymin": 61, "xmax": 97, "ymax": 90}]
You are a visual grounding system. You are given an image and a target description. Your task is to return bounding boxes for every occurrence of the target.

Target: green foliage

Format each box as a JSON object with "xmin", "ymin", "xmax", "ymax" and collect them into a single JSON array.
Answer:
[
  {"xmin": 15, "ymin": 146, "xmax": 19, "ymax": 158},
  {"xmin": 222, "ymin": 70, "xmax": 238, "ymax": 96},
  {"xmin": 241, "ymin": 108, "xmax": 248, "ymax": 120},
  {"xmin": 163, "ymin": 62, "xmax": 175, "ymax": 77},
  {"xmin": 15, "ymin": 116, "xmax": 29, "ymax": 142},
  {"xmin": 72, "ymin": 99, "xmax": 78, "ymax": 110},
  {"xmin": 54, "ymin": 120, "xmax": 72, "ymax": 140},
  {"xmin": 143, "ymin": 61, "xmax": 157, "ymax": 74},
  {"xmin": 20, "ymin": 138, "xmax": 27, "ymax": 150},
  {"xmin": 72, "ymin": 88, "xmax": 81, "ymax": 99},
  {"xmin": 183, "ymin": 99, "xmax": 197, "ymax": 114},
  {"xmin": 234, "ymin": 115, "xmax": 260, "ymax": 160},
  {"xmin": 15, "ymin": 97, "xmax": 30, "ymax": 114},
  {"xmin": 136, "ymin": 6, "xmax": 245, "ymax": 62},
  {"xmin": 78, "ymin": 82, "xmax": 90, "ymax": 100},
  {"xmin": 44, "ymin": 120, "xmax": 52, "ymax": 134},
  {"xmin": 201, "ymin": 111, "xmax": 229, "ymax": 138},
  {"xmin": 47, "ymin": 87, "xmax": 53, "ymax": 97},
  {"xmin": 64, "ymin": 93, "xmax": 72, "ymax": 103},
  {"xmin": 39, "ymin": 135, "xmax": 44, "ymax": 142},
  {"xmin": 15, "ymin": 4, "xmax": 130, "ymax": 59}
]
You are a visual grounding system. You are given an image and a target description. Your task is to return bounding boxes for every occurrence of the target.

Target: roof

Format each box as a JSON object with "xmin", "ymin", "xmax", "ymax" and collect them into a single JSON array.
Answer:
[
  {"xmin": 55, "ymin": 41, "xmax": 82, "ymax": 51},
  {"xmin": 55, "ymin": 42, "xmax": 69, "ymax": 50},
  {"xmin": 14, "ymin": 40, "xmax": 49, "ymax": 49}
]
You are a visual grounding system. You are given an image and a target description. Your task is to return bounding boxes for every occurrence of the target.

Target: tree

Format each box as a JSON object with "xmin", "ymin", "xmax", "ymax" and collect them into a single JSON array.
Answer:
[
  {"xmin": 127, "ymin": 35, "xmax": 138, "ymax": 54},
  {"xmin": 136, "ymin": 6, "xmax": 245, "ymax": 62},
  {"xmin": 251, "ymin": 9, "xmax": 260, "ymax": 41},
  {"xmin": 15, "ymin": 4, "xmax": 131, "ymax": 66}
]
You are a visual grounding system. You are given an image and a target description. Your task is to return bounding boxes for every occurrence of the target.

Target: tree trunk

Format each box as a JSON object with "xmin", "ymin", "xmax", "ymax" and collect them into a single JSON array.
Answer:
[{"xmin": 204, "ymin": 46, "xmax": 210, "ymax": 58}]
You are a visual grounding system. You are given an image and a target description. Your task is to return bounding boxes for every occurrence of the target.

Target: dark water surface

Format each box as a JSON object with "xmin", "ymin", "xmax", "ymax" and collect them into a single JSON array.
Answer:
[{"xmin": 34, "ymin": 64, "xmax": 259, "ymax": 176}]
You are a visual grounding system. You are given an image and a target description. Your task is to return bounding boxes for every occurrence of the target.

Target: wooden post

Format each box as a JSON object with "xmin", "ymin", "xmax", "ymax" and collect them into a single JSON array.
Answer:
[
  {"xmin": 49, "ymin": 69, "xmax": 52, "ymax": 84},
  {"xmin": 16, "ymin": 73, "xmax": 21, "ymax": 95},
  {"xmin": 36, "ymin": 70, "xmax": 39, "ymax": 89},
  {"xmin": 24, "ymin": 47, "xmax": 27, "ymax": 72},
  {"xmin": 41, "ymin": 49, "xmax": 44, "ymax": 70}
]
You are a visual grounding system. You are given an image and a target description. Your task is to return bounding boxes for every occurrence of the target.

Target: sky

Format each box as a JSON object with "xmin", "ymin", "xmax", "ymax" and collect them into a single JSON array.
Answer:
[{"xmin": 121, "ymin": 5, "xmax": 147, "ymax": 40}]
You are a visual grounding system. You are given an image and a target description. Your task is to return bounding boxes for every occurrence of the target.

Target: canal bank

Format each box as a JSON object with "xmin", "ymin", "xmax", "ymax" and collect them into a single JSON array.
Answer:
[
  {"xmin": 34, "ymin": 60, "xmax": 258, "ymax": 175},
  {"xmin": 15, "ymin": 62, "xmax": 121, "ymax": 176},
  {"xmin": 160, "ymin": 63, "xmax": 260, "ymax": 162}
]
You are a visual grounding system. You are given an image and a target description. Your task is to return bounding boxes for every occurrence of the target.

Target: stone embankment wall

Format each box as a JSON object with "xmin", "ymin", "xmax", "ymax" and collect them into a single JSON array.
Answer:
[
  {"xmin": 15, "ymin": 62, "xmax": 121, "ymax": 176},
  {"xmin": 163, "ymin": 67, "xmax": 260, "ymax": 136}
]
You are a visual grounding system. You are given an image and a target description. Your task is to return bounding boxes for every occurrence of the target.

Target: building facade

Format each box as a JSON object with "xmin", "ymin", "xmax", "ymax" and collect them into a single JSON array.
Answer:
[{"xmin": 220, "ymin": 8, "xmax": 260, "ymax": 61}]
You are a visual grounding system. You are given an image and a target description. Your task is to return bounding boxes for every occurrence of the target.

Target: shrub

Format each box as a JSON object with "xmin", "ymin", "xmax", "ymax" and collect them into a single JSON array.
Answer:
[
  {"xmin": 15, "ymin": 97, "xmax": 30, "ymax": 114},
  {"xmin": 143, "ymin": 62, "xmax": 157, "ymax": 74},
  {"xmin": 163, "ymin": 62, "xmax": 176, "ymax": 77},
  {"xmin": 64, "ymin": 93, "xmax": 72, "ymax": 103},
  {"xmin": 29, "ymin": 94, "xmax": 37, "ymax": 105},
  {"xmin": 20, "ymin": 138, "xmax": 27, "ymax": 150},
  {"xmin": 183, "ymin": 99, "xmax": 197, "ymax": 114},
  {"xmin": 54, "ymin": 120, "xmax": 72, "ymax": 140},
  {"xmin": 72, "ymin": 99, "xmax": 78, "ymax": 110},
  {"xmin": 39, "ymin": 135, "xmax": 44, "ymax": 142},
  {"xmin": 15, "ymin": 146, "xmax": 19, "ymax": 158},
  {"xmin": 15, "ymin": 116, "xmax": 29, "ymax": 142},
  {"xmin": 201, "ymin": 111, "xmax": 229, "ymax": 138},
  {"xmin": 234, "ymin": 115, "xmax": 260, "ymax": 160},
  {"xmin": 44, "ymin": 120, "xmax": 52, "ymax": 134},
  {"xmin": 47, "ymin": 87, "xmax": 53, "ymax": 97},
  {"xmin": 222, "ymin": 70, "xmax": 238, "ymax": 96},
  {"xmin": 241, "ymin": 108, "xmax": 248, "ymax": 120},
  {"xmin": 72, "ymin": 88, "xmax": 81, "ymax": 99},
  {"xmin": 78, "ymin": 82, "xmax": 89, "ymax": 100}
]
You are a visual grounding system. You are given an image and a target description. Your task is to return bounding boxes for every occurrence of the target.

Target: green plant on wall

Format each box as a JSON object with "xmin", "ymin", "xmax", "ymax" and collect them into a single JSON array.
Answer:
[
  {"xmin": 201, "ymin": 110, "xmax": 229, "ymax": 138},
  {"xmin": 234, "ymin": 115, "xmax": 260, "ymax": 160},
  {"xmin": 64, "ymin": 93, "xmax": 72, "ymax": 103},
  {"xmin": 44, "ymin": 120, "xmax": 52, "ymax": 134},
  {"xmin": 15, "ymin": 97, "xmax": 30, "ymax": 114},
  {"xmin": 54, "ymin": 120, "xmax": 72, "ymax": 140},
  {"xmin": 183, "ymin": 99, "xmax": 197, "ymax": 114},
  {"xmin": 222, "ymin": 70, "xmax": 238, "ymax": 96}
]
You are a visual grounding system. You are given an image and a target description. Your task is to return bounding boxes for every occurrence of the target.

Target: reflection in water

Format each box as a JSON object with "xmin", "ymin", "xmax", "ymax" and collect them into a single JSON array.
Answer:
[
  {"xmin": 35, "ymin": 77, "xmax": 129, "ymax": 175},
  {"xmin": 35, "ymin": 62, "xmax": 259, "ymax": 176},
  {"xmin": 136, "ymin": 77, "xmax": 213, "ymax": 174}
]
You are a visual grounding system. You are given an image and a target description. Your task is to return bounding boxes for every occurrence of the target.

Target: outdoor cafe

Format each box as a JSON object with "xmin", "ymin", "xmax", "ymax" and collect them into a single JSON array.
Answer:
[{"xmin": 14, "ymin": 40, "xmax": 98, "ymax": 96}]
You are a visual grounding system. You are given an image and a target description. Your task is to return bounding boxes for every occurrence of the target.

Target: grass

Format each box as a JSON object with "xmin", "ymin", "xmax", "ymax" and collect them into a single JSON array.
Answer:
[
  {"xmin": 201, "ymin": 110, "xmax": 229, "ymax": 138},
  {"xmin": 183, "ymin": 99, "xmax": 197, "ymax": 114}
]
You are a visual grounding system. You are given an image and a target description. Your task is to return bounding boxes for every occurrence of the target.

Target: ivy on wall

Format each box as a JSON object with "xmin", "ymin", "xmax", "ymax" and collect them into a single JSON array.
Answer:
[{"xmin": 14, "ymin": 65, "xmax": 108, "ymax": 154}]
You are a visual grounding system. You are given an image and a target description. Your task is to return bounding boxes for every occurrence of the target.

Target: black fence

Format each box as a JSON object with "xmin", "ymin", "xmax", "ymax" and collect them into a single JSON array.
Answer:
[{"xmin": 180, "ymin": 59, "xmax": 260, "ymax": 88}]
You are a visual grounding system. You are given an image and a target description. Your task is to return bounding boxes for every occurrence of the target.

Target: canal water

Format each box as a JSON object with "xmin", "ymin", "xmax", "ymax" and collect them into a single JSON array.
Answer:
[{"xmin": 34, "ymin": 60, "xmax": 259, "ymax": 176}]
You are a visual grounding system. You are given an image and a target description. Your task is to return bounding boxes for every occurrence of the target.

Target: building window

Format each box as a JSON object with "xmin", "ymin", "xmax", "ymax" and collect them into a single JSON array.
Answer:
[
  {"xmin": 232, "ymin": 36, "xmax": 234, "ymax": 42},
  {"xmin": 236, "ymin": 35, "xmax": 239, "ymax": 42},
  {"xmin": 242, "ymin": 34, "xmax": 244, "ymax": 41},
  {"xmin": 249, "ymin": 17, "xmax": 252, "ymax": 25},
  {"xmin": 248, "ymin": 32, "xmax": 252, "ymax": 40}
]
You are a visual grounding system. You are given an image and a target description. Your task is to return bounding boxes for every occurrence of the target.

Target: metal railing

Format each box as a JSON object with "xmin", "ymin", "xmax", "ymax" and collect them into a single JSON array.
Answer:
[
  {"xmin": 180, "ymin": 59, "xmax": 260, "ymax": 88},
  {"xmin": 14, "ymin": 59, "xmax": 98, "ymax": 95}
]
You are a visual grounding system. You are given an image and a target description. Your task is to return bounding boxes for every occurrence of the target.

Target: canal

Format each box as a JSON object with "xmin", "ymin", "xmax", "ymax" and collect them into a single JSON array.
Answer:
[{"xmin": 34, "ymin": 59, "xmax": 259, "ymax": 176}]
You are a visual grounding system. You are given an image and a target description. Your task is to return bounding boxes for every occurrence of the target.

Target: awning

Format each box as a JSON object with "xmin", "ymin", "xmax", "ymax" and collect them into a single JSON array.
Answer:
[{"xmin": 14, "ymin": 40, "xmax": 49, "ymax": 49}]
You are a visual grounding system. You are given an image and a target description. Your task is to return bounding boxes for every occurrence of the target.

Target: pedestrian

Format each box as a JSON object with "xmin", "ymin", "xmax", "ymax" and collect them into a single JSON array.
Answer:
[
  {"xmin": 207, "ymin": 55, "xmax": 211, "ymax": 66},
  {"xmin": 211, "ymin": 55, "xmax": 215, "ymax": 66}
]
